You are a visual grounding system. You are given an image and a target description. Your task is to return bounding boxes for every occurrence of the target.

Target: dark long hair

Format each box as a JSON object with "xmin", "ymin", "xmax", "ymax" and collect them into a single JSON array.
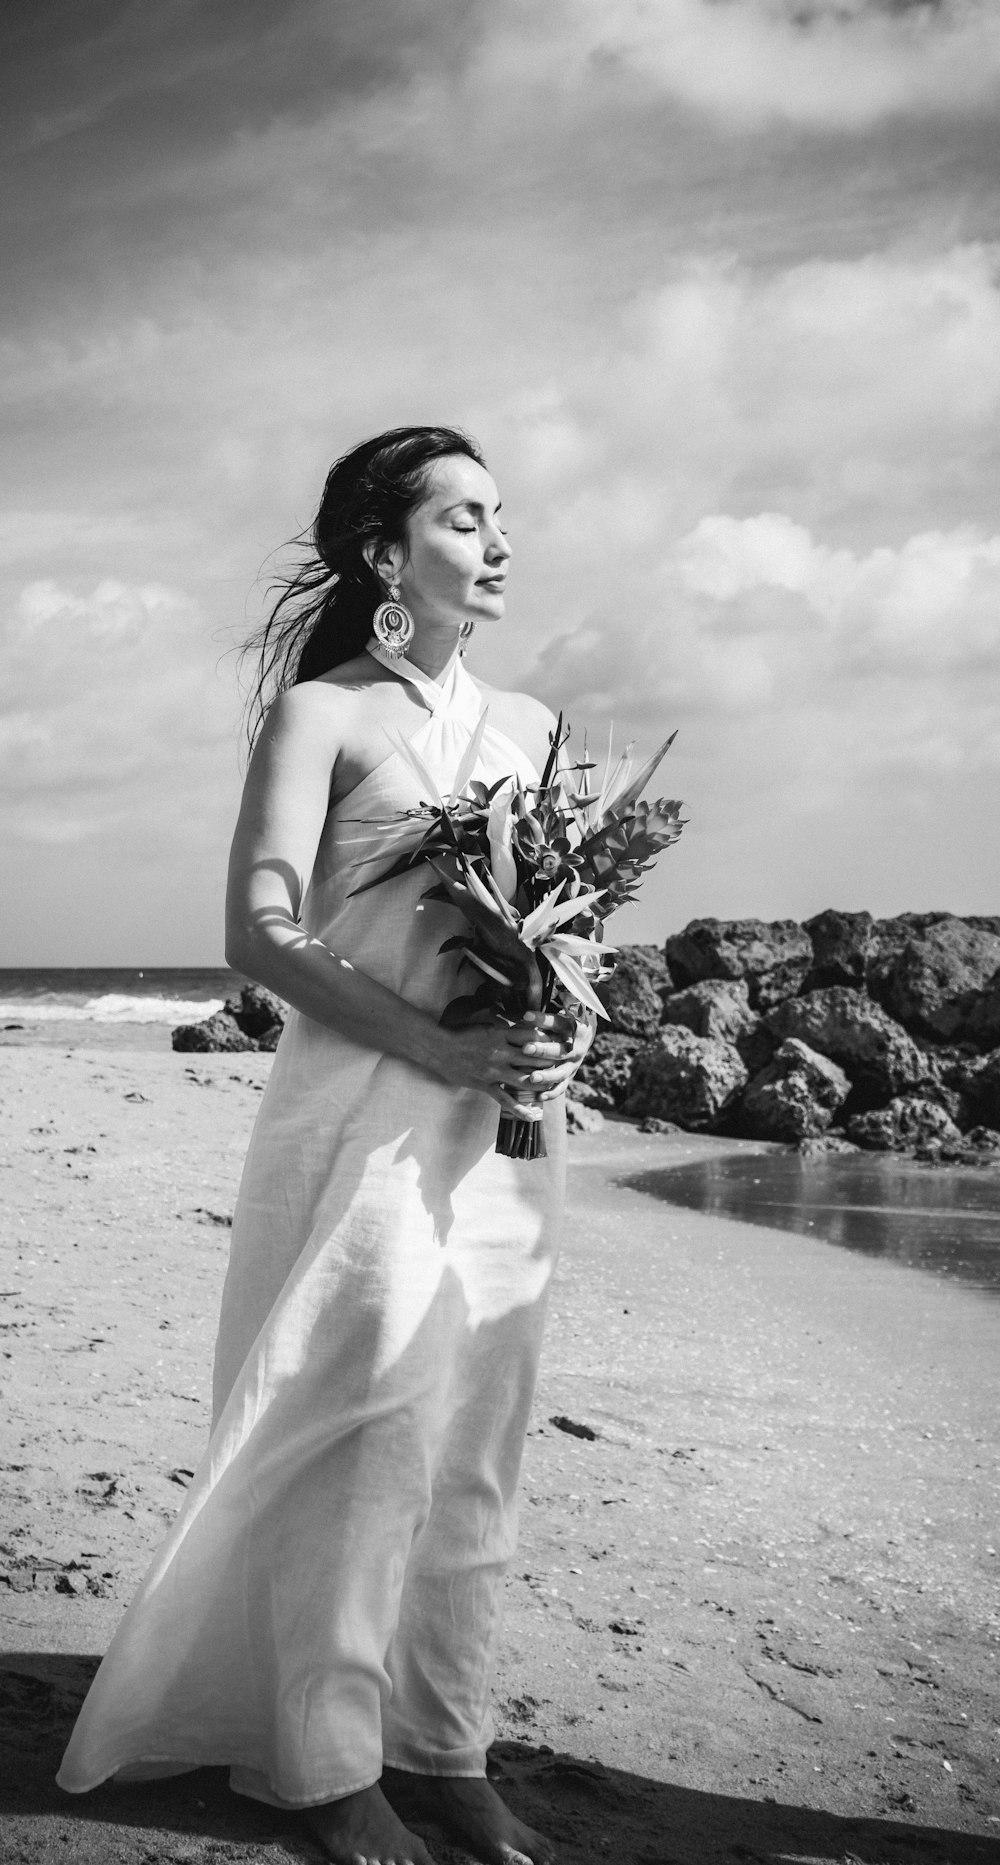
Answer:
[{"xmin": 241, "ymin": 424, "xmax": 486, "ymax": 750}]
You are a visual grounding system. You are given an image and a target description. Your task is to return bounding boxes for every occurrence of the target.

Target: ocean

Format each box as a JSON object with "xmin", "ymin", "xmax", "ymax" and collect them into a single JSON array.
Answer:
[{"xmin": 0, "ymin": 967, "xmax": 243, "ymax": 1026}]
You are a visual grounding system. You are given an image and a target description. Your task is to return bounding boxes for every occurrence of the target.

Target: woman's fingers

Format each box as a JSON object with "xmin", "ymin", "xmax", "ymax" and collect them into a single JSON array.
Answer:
[{"xmin": 490, "ymin": 1085, "xmax": 543, "ymax": 1119}]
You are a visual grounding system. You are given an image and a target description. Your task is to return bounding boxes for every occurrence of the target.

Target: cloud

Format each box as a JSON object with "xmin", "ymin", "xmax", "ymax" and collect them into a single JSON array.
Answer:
[
  {"xmin": 678, "ymin": 512, "xmax": 1000, "ymax": 672},
  {"xmin": 550, "ymin": 0, "xmax": 1000, "ymax": 129},
  {"xmin": 3, "ymin": 5, "xmax": 1000, "ymax": 952},
  {"xmin": 528, "ymin": 511, "xmax": 1000, "ymax": 780},
  {"xmin": 0, "ymin": 578, "xmax": 238, "ymax": 847}
]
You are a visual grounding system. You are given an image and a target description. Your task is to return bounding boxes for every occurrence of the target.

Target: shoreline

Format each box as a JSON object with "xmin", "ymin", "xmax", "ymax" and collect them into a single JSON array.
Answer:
[{"xmin": 1, "ymin": 1045, "xmax": 998, "ymax": 1863}]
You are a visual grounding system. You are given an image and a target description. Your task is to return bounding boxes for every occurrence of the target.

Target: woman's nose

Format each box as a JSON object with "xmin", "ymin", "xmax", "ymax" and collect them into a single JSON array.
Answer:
[{"xmin": 486, "ymin": 525, "xmax": 511, "ymax": 562}]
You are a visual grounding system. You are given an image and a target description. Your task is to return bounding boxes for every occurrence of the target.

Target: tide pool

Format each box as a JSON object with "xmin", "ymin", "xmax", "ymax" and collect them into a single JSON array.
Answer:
[{"xmin": 621, "ymin": 1149, "xmax": 1000, "ymax": 1296}]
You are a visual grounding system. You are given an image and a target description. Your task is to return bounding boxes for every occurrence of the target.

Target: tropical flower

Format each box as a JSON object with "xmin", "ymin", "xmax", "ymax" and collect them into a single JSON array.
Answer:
[{"xmin": 352, "ymin": 708, "xmax": 685, "ymax": 1157}]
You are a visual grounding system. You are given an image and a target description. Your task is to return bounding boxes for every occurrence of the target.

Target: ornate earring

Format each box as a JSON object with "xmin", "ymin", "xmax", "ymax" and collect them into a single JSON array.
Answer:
[
  {"xmin": 459, "ymin": 617, "xmax": 476, "ymax": 657},
  {"xmin": 371, "ymin": 585, "xmax": 415, "ymax": 661}
]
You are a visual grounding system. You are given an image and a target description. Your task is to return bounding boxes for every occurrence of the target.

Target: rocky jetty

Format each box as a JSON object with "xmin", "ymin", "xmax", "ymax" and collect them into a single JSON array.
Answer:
[
  {"xmin": 173, "ymin": 915, "xmax": 1000, "ymax": 1162},
  {"xmin": 579, "ymin": 913, "xmax": 1000, "ymax": 1164}
]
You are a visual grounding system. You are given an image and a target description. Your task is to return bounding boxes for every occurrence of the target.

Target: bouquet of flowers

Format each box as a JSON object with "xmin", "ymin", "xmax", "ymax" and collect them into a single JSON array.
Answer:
[{"xmin": 352, "ymin": 714, "xmax": 685, "ymax": 1158}]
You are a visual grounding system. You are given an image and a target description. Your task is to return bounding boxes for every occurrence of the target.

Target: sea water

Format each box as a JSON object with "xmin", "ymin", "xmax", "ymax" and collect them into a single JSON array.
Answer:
[
  {"xmin": 0, "ymin": 967, "xmax": 241, "ymax": 1026},
  {"xmin": 622, "ymin": 1150, "xmax": 1000, "ymax": 1296}
]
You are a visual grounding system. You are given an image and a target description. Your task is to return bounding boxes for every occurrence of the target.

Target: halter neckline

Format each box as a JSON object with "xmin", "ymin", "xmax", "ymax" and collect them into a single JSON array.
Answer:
[{"xmin": 365, "ymin": 641, "xmax": 469, "ymax": 717}]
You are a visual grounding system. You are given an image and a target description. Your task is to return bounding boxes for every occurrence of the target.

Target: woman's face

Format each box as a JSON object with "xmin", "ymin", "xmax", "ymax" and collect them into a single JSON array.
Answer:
[{"xmin": 388, "ymin": 454, "xmax": 511, "ymax": 633}]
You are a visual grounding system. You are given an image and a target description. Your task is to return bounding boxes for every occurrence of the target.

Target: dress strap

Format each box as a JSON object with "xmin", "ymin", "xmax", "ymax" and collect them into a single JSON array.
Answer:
[{"xmin": 363, "ymin": 641, "xmax": 464, "ymax": 712}]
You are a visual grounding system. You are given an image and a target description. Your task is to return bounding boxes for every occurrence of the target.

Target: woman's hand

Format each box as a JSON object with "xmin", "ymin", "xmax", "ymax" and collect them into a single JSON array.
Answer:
[
  {"xmin": 435, "ymin": 1010, "xmax": 596, "ymax": 1119},
  {"xmin": 517, "ymin": 1008, "xmax": 595, "ymax": 1102}
]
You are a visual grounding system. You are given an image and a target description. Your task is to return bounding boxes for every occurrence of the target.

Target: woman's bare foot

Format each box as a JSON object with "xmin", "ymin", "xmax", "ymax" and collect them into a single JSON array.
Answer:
[
  {"xmin": 304, "ymin": 1782, "xmax": 437, "ymax": 1865},
  {"xmin": 382, "ymin": 1770, "xmax": 555, "ymax": 1865}
]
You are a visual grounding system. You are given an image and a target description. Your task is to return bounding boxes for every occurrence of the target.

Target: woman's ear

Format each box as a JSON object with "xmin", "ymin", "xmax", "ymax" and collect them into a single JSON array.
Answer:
[{"xmin": 364, "ymin": 538, "xmax": 404, "ymax": 587}]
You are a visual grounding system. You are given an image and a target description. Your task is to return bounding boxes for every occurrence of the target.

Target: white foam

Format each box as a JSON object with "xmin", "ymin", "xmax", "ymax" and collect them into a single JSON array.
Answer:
[{"xmin": 0, "ymin": 994, "xmax": 226, "ymax": 1025}]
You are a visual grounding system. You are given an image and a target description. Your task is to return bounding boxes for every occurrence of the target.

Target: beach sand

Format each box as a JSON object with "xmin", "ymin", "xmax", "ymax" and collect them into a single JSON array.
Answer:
[{"xmin": 1, "ymin": 1038, "xmax": 997, "ymax": 1865}]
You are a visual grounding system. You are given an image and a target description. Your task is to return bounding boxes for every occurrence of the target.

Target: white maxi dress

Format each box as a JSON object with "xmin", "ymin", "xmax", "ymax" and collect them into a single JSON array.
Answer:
[{"xmin": 58, "ymin": 649, "xmax": 566, "ymax": 1807}]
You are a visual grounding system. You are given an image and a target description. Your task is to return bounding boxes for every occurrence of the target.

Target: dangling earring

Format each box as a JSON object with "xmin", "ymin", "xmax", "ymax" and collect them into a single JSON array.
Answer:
[
  {"xmin": 370, "ymin": 584, "xmax": 415, "ymax": 661},
  {"xmin": 459, "ymin": 617, "xmax": 475, "ymax": 658}
]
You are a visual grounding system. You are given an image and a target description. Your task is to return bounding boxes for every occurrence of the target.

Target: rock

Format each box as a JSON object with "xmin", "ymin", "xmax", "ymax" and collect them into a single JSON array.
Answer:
[
  {"xmin": 598, "ymin": 945, "xmax": 671, "ymax": 1038},
  {"xmin": 931, "ymin": 1125, "xmax": 1000, "ymax": 1167},
  {"xmin": 171, "ymin": 1012, "xmax": 256, "ymax": 1054},
  {"xmin": 765, "ymin": 987, "xmax": 927, "ymax": 1113},
  {"xmin": 173, "ymin": 983, "xmax": 287, "ymax": 1053},
  {"xmin": 225, "ymin": 984, "xmax": 287, "ymax": 1040},
  {"xmin": 796, "ymin": 1133, "xmax": 861, "ymax": 1157},
  {"xmin": 660, "ymin": 978, "xmax": 756, "ymax": 1044},
  {"xmin": 955, "ymin": 1048, "xmax": 1000, "ymax": 1132},
  {"xmin": 802, "ymin": 909, "xmax": 876, "ymax": 991},
  {"xmin": 870, "ymin": 910, "xmax": 952, "ymax": 965},
  {"xmin": 659, "ymin": 977, "xmax": 773, "ymax": 1075},
  {"xmin": 637, "ymin": 1116, "xmax": 682, "ymax": 1134},
  {"xmin": 565, "ymin": 1098, "xmax": 606, "ymax": 1133},
  {"xmin": 574, "ymin": 1032, "xmax": 644, "ymax": 1111},
  {"xmin": 622, "ymin": 1027, "xmax": 747, "ymax": 1130},
  {"xmin": 664, "ymin": 917, "xmax": 812, "ymax": 1013},
  {"xmin": 964, "ymin": 969, "xmax": 1000, "ymax": 1051},
  {"xmin": 868, "ymin": 916, "xmax": 1000, "ymax": 1044},
  {"xmin": 740, "ymin": 1039, "xmax": 850, "ymax": 1143},
  {"xmin": 847, "ymin": 1095, "xmax": 962, "ymax": 1153}
]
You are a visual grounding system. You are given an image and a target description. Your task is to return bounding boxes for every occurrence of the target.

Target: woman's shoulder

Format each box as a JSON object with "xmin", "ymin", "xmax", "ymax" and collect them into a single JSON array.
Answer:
[{"xmin": 264, "ymin": 658, "xmax": 391, "ymax": 723}]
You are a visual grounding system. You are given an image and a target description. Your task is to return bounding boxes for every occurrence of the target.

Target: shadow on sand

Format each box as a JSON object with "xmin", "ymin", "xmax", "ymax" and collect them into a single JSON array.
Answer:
[{"xmin": 2, "ymin": 1653, "xmax": 998, "ymax": 1865}]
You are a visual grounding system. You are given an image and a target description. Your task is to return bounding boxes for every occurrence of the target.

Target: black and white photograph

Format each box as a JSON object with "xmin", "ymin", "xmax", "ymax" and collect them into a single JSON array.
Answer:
[{"xmin": 1, "ymin": 5, "xmax": 999, "ymax": 1863}]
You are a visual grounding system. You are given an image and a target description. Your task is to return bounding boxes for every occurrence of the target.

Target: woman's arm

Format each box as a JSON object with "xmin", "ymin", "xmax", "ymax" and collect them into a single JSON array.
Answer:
[{"xmin": 224, "ymin": 685, "xmax": 573, "ymax": 1119}]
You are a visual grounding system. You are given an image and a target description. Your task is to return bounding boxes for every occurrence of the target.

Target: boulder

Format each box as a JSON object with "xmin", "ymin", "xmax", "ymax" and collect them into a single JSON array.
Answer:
[
  {"xmin": 966, "ymin": 916, "xmax": 1000, "ymax": 939},
  {"xmin": 870, "ymin": 910, "xmax": 952, "ymax": 969},
  {"xmin": 622, "ymin": 1027, "xmax": 747, "ymax": 1130},
  {"xmin": 574, "ymin": 1032, "xmax": 644, "ymax": 1111},
  {"xmin": 796, "ymin": 1133, "xmax": 861, "ymax": 1158},
  {"xmin": 765, "ymin": 987, "xmax": 927, "ymax": 1113},
  {"xmin": 660, "ymin": 978, "xmax": 758, "ymax": 1046},
  {"xmin": 565, "ymin": 1098, "xmax": 606, "ymax": 1134},
  {"xmin": 637, "ymin": 1116, "xmax": 683, "ymax": 1134},
  {"xmin": 664, "ymin": 917, "xmax": 812, "ymax": 1012},
  {"xmin": 964, "ymin": 969, "xmax": 1000, "ymax": 1052},
  {"xmin": 225, "ymin": 984, "xmax": 287, "ymax": 1042},
  {"xmin": 847, "ymin": 1095, "xmax": 962, "ymax": 1153},
  {"xmin": 955, "ymin": 1048, "xmax": 1000, "ymax": 1132},
  {"xmin": 868, "ymin": 916, "xmax": 1000, "ymax": 1044},
  {"xmin": 740, "ymin": 1038, "xmax": 850, "ymax": 1143},
  {"xmin": 598, "ymin": 945, "xmax": 671, "ymax": 1039},
  {"xmin": 171, "ymin": 1011, "xmax": 257, "ymax": 1054},
  {"xmin": 802, "ymin": 909, "xmax": 876, "ymax": 991},
  {"xmin": 931, "ymin": 1125, "xmax": 1000, "ymax": 1167}
]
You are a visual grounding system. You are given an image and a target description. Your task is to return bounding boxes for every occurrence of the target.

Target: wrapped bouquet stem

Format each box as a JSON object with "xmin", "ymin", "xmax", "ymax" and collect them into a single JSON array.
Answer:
[{"xmin": 352, "ymin": 713, "xmax": 685, "ymax": 1158}]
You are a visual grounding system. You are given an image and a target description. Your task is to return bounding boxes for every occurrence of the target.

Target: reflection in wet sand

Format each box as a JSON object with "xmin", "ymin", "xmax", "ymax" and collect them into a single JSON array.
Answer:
[{"xmin": 620, "ymin": 1152, "xmax": 1000, "ymax": 1294}]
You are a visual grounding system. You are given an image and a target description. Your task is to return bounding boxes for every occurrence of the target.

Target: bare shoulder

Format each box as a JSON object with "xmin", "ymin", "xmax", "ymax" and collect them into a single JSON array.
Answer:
[
  {"xmin": 260, "ymin": 657, "xmax": 385, "ymax": 743},
  {"xmin": 472, "ymin": 679, "xmax": 557, "ymax": 770}
]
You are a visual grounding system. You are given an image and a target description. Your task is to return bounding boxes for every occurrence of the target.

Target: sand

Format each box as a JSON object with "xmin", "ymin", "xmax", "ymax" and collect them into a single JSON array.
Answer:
[{"xmin": 1, "ymin": 1037, "xmax": 998, "ymax": 1865}]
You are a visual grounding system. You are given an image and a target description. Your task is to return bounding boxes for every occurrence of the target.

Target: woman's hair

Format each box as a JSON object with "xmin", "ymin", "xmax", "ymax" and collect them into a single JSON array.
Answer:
[{"xmin": 240, "ymin": 424, "xmax": 485, "ymax": 750}]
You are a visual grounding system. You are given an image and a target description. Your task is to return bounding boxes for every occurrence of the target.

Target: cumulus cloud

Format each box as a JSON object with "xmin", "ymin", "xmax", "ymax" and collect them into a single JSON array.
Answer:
[
  {"xmin": 0, "ymin": 578, "xmax": 237, "ymax": 843},
  {"xmin": 552, "ymin": 0, "xmax": 1000, "ymax": 128},
  {"xmin": 4, "ymin": 3, "xmax": 1000, "ymax": 951},
  {"xmin": 678, "ymin": 513, "xmax": 1000, "ymax": 672}
]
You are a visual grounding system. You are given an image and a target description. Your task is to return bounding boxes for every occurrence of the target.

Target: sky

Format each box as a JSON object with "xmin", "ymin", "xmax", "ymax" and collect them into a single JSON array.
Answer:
[{"xmin": 2, "ymin": 0, "xmax": 1000, "ymax": 965}]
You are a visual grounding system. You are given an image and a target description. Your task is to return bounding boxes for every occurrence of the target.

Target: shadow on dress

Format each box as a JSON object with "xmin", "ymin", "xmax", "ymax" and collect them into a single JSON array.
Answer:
[{"xmin": 3, "ymin": 1653, "xmax": 997, "ymax": 1865}]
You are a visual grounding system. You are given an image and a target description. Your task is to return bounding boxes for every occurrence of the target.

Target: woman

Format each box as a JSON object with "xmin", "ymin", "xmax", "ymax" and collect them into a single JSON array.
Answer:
[{"xmin": 58, "ymin": 426, "xmax": 591, "ymax": 1865}]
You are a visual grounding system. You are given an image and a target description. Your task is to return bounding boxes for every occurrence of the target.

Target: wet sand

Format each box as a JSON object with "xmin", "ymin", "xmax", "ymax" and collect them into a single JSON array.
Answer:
[{"xmin": 1, "ymin": 1041, "xmax": 998, "ymax": 1865}]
